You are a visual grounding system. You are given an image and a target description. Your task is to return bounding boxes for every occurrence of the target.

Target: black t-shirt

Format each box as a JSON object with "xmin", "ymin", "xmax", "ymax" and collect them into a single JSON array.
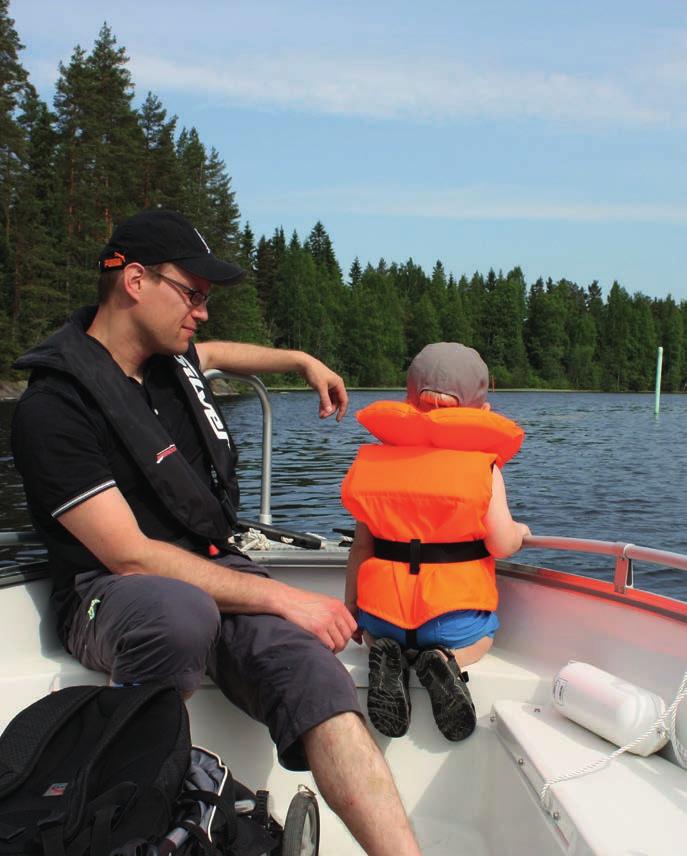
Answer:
[{"xmin": 11, "ymin": 351, "xmax": 217, "ymax": 633}]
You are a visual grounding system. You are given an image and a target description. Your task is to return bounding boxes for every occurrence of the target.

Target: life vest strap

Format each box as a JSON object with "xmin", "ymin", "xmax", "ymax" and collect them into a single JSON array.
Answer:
[{"xmin": 372, "ymin": 537, "xmax": 490, "ymax": 575}]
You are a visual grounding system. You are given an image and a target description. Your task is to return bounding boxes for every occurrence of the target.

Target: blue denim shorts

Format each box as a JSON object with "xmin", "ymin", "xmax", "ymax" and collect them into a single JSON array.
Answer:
[{"xmin": 357, "ymin": 608, "xmax": 500, "ymax": 649}]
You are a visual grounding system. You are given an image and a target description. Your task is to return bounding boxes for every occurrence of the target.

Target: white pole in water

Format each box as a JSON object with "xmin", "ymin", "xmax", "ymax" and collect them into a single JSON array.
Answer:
[{"xmin": 654, "ymin": 346, "xmax": 663, "ymax": 416}]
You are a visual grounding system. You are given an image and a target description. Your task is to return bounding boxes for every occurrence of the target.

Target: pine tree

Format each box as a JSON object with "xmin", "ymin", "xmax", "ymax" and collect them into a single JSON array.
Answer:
[
  {"xmin": 0, "ymin": 0, "xmax": 28, "ymax": 243},
  {"xmin": 176, "ymin": 128, "xmax": 211, "ymax": 226},
  {"xmin": 54, "ymin": 25, "xmax": 144, "ymax": 309},
  {"xmin": 207, "ymin": 221, "xmax": 269, "ymax": 346},
  {"xmin": 138, "ymin": 92, "xmax": 180, "ymax": 209},
  {"xmin": 601, "ymin": 282, "xmax": 633, "ymax": 390},
  {"xmin": 12, "ymin": 85, "xmax": 64, "ymax": 351},
  {"xmin": 653, "ymin": 296, "xmax": 685, "ymax": 391},
  {"xmin": 394, "ymin": 259, "xmax": 434, "ymax": 361},
  {"xmin": 525, "ymin": 278, "xmax": 568, "ymax": 386},
  {"xmin": 303, "ymin": 221, "xmax": 347, "ymax": 369},
  {"xmin": 443, "ymin": 274, "xmax": 472, "ymax": 345},
  {"xmin": 0, "ymin": 0, "xmax": 29, "ymax": 368},
  {"xmin": 348, "ymin": 257, "xmax": 362, "ymax": 288},
  {"xmin": 625, "ymin": 294, "xmax": 657, "ymax": 390},
  {"xmin": 343, "ymin": 264, "xmax": 405, "ymax": 385}
]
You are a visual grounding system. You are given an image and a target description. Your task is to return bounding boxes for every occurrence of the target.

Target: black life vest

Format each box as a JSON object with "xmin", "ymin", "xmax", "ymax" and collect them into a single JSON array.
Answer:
[{"xmin": 14, "ymin": 306, "xmax": 238, "ymax": 545}]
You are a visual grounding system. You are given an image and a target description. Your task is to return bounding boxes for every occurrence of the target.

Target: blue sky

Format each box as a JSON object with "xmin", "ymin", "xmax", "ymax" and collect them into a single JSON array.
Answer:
[{"xmin": 11, "ymin": 0, "xmax": 687, "ymax": 300}]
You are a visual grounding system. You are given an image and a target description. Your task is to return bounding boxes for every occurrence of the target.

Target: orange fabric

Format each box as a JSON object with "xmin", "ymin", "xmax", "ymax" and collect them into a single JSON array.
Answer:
[
  {"xmin": 356, "ymin": 399, "xmax": 524, "ymax": 467},
  {"xmin": 341, "ymin": 401, "xmax": 524, "ymax": 628}
]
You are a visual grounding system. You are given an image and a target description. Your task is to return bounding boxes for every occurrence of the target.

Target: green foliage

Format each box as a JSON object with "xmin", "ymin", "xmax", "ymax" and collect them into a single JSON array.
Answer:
[{"xmin": 1, "ymin": 13, "xmax": 685, "ymax": 392}]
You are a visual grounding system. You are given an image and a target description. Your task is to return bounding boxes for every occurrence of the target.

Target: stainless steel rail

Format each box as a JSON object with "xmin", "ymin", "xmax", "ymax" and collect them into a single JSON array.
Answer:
[
  {"xmin": 522, "ymin": 535, "xmax": 687, "ymax": 594},
  {"xmin": 204, "ymin": 370, "xmax": 273, "ymax": 525}
]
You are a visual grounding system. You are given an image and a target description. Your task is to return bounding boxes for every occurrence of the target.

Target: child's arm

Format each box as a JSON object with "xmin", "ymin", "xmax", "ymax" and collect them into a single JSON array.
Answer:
[
  {"xmin": 483, "ymin": 466, "xmax": 531, "ymax": 558},
  {"xmin": 345, "ymin": 522, "xmax": 375, "ymax": 643}
]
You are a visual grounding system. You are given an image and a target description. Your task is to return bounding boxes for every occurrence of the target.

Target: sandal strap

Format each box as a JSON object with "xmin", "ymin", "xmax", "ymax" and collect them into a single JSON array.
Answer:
[{"xmin": 423, "ymin": 646, "xmax": 470, "ymax": 683}]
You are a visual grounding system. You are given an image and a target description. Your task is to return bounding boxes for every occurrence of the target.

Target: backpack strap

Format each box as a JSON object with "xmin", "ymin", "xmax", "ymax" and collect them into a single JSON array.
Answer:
[
  {"xmin": 89, "ymin": 805, "xmax": 119, "ymax": 856},
  {"xmin": 178, "ymin": 788, "xmax": 238, "ymax": 844},
  {"xmin": 64, "ymin": 684, "xmax": 178, "ymax": 836},
  {"xmin": 38, "ymin": 813, "xmax": 67, "ymax": 856}
]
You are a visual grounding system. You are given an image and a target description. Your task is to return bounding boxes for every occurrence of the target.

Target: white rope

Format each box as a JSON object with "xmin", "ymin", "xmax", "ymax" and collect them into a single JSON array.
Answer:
[
  {"xmin": 540, "ymin": 671, "xmax": 687, "ymax": 809},
  {"xmin": 669, "ymin": 672, "xmax": 687, "ymax": 769},
  {"xmin": 238, "ymin": 528, "xmax": 271, "ymax": 551}
]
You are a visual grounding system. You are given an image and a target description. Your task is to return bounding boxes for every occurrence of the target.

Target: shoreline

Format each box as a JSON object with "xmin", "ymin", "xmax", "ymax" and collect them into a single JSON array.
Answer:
[{"xmin": 1, "ymin": 379, "xmax": 682, "ymax": 402}]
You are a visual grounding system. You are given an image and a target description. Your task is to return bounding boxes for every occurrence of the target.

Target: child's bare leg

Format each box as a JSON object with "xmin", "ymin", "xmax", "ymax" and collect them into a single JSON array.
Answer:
[
  {"xmin": 362, "ymin": 629, "xmax": 376, "ymax": 648},
  {"xmin": 451, "ymin": 634, "xmax": 493, "ymax": 668}
]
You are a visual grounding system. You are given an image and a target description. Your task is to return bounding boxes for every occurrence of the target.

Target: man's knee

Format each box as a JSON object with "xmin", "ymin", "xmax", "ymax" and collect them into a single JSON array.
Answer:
[
  {"xmin": 110, "ymin": 577, "xmax": 221, "ymax": 692},
  {"xmin": 150, "ymin": 582, "xmax": 221, "ymax": 653}
]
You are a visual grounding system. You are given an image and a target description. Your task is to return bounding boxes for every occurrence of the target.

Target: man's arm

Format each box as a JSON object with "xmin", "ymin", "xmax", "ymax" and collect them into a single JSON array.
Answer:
[
  {"xmin": 58, "ymin": 487, "xmax": 357, "ymax": 652},
  {"xmin": 196, "ymin": 340, "xmax": 348, "ymax": 421}
]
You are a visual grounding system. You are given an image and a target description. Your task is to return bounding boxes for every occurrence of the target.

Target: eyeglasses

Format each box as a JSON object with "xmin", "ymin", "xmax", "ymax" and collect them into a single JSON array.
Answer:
[{"xmin": 150, "ymin": 269, "xmax": 210, "ymax": 307}]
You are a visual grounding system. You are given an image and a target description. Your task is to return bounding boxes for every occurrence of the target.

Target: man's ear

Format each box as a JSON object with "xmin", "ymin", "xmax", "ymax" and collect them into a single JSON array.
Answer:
[{"xmin": 122, "ymin": 263, "xmax": 146, "ymax": 302}]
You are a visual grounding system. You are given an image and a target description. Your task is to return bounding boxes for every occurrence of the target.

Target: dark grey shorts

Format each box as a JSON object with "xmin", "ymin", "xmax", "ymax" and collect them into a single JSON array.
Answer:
[{"xmin": 67, "ymin": 552, "xmax": 361, "ymax": 770}]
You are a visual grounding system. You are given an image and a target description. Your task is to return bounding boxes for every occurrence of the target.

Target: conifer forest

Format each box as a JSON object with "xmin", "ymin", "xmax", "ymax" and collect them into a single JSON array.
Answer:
[{"xmin": 1, "ymin": 4, "xmax": 685, "ymax": 391}]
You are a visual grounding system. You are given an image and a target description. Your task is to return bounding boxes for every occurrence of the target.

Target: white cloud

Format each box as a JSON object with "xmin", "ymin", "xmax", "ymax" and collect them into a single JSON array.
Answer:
[
  {"xmin": 252, "ymin": 184, "xmax": 687, "ymax": 225},
  {"xmin": 130, "ymin": 51, "xmax": 680, "ymax": 127}
]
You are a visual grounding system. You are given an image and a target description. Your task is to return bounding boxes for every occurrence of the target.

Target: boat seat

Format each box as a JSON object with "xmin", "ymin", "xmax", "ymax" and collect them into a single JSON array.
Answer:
[{"xmin": 492, "ymin": 699, "xmax": 687, "ymax": 855}]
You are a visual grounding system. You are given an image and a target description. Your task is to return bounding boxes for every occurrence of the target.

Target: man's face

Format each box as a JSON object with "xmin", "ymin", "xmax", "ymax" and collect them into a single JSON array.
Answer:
[{"xmin": 141, "ymin": 263, "xmax": 212, "ymax": 354}]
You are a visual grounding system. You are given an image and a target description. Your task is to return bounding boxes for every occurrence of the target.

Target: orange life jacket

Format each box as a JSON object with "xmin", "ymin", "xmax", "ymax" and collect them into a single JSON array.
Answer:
[{"xmin": 341, "ymin": 400, "xmax": 524, "ymax": 628}]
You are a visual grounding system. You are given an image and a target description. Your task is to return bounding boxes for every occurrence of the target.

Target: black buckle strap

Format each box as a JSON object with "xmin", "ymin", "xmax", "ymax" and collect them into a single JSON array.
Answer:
[{"xmin": 373, "ymin": 537, "xmax": 489, "ymax": 575}]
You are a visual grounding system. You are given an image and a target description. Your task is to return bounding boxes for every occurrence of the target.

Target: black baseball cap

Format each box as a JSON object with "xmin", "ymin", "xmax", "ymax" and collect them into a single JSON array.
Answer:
[{"xmin": 98, "ymin": 209, "xmax": 245, "ymax": 285}]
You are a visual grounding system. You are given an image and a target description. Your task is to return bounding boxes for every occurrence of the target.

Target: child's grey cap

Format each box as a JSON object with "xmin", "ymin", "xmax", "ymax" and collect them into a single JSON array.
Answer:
[{"xmin": 406, "ymin": 342, "xmax": 489, "ymax": 408}]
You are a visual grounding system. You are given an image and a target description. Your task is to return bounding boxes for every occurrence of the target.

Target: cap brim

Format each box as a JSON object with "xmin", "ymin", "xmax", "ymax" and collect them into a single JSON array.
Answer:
[{"xmin": 176, "ymin": 254, "xmax": 246, "ymax": 285}]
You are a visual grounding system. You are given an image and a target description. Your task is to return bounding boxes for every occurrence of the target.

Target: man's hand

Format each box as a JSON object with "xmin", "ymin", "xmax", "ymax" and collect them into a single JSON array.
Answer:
[
  {"xmin": 345, "ymin": 600, "xmax": 364, "ymax": 645},
  {"xmin": 281, "ymin": 590, "xmax": 358, "ymax": 652},
  {"xmin": 300, "ymin": 355, "xmax": 348, "ymax": 421}
]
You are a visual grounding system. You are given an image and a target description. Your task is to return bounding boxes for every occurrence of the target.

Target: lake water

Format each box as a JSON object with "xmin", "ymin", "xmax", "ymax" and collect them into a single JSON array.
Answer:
[{"xmin": 1, "ymin": 391, "xmax": 686, "ymax": 601}]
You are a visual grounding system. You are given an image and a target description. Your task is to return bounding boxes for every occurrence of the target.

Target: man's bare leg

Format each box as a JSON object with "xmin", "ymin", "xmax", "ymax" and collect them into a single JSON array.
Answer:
[{"xmin": 302, "ymin": 712, "xmax": 421, "ymax": 856}]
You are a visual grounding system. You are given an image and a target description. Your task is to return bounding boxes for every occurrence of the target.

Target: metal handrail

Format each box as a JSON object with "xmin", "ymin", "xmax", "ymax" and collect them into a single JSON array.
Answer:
[
  {"xmin": 522, "ymin": 535, "xmax": 687, "ymax": 594},
  {"xmin": 205, "ymin": 370, "xmax": 273, "ymax": 525}
]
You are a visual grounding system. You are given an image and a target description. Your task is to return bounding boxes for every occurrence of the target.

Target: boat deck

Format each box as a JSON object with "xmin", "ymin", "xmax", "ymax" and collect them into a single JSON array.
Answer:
[{"xmin": 2, "ymin": 556, "xmax": 686, "ymax": 854}]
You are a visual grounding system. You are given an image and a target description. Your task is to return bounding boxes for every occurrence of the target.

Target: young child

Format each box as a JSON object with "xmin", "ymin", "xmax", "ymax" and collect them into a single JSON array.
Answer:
[{"xmin": 341, "ymin": 342, "xmax": 530, "ymax": 741}]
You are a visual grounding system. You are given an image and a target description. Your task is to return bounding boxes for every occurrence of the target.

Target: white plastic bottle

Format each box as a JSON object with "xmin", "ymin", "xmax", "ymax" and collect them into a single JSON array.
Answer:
[{"xmin": 552, "ymin": 661, "xmax": 668, "ymax": 756}]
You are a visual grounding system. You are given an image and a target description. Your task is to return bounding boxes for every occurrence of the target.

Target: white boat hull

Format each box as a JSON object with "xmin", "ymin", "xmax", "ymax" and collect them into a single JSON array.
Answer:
[{"xmin": 1, "ymin": 552, "xmax": 686, "ymax": 854}]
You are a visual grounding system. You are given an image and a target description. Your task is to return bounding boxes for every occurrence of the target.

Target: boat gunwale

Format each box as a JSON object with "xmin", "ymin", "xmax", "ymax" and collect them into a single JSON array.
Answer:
[{"xmin": 4, "ymin": 546, "xmax": 685, "ymax": 625}]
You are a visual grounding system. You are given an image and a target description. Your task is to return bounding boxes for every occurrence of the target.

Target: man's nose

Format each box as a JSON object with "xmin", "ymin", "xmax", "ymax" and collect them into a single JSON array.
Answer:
[{"xmin": 191, "ymin": 301, "xmax": 209, "ymax": 322}]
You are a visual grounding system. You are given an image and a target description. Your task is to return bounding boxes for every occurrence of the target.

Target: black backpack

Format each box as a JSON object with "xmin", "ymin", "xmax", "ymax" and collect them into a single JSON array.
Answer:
[
  {"xmin": 0, "ymin": 684, "xmax": 190, "ymax": 855},
  {"xmin": 0, "ymin": 686, "xmax": 319, "ymax": 856}
]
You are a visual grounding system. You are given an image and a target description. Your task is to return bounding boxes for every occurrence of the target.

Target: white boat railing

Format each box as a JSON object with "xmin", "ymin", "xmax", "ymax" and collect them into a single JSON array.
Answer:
[{"xmin": 522, "ymin": 535, "xmax": 687, "ymax": 594}]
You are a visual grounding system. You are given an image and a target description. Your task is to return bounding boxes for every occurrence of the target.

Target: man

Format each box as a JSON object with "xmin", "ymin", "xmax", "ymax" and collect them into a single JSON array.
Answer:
[{"xmin": 11, "ymin": 210, "xmax": 420, "ymax": 856}]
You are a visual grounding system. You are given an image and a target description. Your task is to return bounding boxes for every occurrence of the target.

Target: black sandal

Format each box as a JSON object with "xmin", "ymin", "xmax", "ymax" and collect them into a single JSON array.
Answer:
[
  {"xmin": 415, "ymin": 647, "xmax": 476, "ymax": 741},
  {"xmin": 367, "ymin": 638, "xmax": 411, "ymax": 738}
]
